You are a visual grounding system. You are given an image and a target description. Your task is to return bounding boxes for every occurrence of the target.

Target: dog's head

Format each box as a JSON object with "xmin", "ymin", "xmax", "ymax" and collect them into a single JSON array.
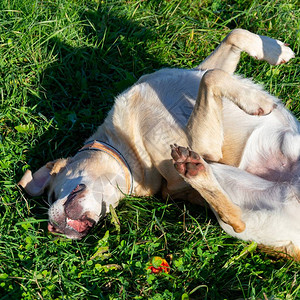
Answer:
[{"xmin": 19, "ymin": 150, "xmax": 128, "ymax": 239}]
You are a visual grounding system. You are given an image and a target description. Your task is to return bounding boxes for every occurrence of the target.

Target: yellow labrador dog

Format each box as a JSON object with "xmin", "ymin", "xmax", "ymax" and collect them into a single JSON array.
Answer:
[{"xmin": 19, "ymin": 29, "xmax": 299, "ymax": 259}]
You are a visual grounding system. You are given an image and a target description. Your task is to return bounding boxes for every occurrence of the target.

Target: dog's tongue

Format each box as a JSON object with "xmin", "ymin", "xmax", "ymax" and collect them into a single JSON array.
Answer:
[{"xmin": 67, "ymin": 218, "xmax": 92, "ymax": 233}]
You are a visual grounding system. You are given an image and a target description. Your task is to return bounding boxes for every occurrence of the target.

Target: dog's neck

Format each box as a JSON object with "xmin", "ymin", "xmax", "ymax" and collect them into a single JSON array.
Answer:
[
  {"xmin": 86, "ymin": 104, "xmax": 162, "ymax": 196},
  {"xmin": 78, "ymin": 140, "xmax": 133, "ymax": 195}
]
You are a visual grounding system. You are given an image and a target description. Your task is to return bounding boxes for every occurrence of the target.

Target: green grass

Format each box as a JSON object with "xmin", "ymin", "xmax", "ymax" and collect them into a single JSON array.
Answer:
[{"xmin": 0, "ymin": 0, "xmax": 299, "ymax": 299}]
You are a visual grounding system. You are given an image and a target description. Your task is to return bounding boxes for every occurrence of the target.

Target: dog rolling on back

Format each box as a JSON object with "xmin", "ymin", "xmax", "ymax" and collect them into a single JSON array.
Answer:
[{"xmin": 19, "ymin": 29, "xmax": 299, "ymax": 260}]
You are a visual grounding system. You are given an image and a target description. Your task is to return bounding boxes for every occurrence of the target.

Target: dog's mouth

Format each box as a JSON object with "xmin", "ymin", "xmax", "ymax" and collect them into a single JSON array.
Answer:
[
  {"xmin": 65, "ymin": 215, "xmax": 95, "ymax": 233},
  {"xmin": 48, "ymin": 215, "xmax": 96, "ymax": 239}
]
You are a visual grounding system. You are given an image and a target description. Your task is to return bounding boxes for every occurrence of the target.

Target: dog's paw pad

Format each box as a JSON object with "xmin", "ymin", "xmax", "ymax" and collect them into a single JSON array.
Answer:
[
  {"xmin": 171, "ymin": 145, "xmax": 206, "ymax": 177},
  {"xmin": 170, "ymin": 144, "xmax": 189, "ymax": 162}
]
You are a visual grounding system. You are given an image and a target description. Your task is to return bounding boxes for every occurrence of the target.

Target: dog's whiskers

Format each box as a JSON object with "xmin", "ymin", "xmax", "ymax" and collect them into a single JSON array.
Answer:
[{"xmin": 43, "ymin": 198, "xmax": 51, "ymax": 207}]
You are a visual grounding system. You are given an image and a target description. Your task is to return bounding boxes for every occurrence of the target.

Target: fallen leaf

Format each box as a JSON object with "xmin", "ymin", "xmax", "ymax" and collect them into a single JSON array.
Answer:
[{"xmin": 147, "ymin": 256, "xmax": 170, "ymax": 274}]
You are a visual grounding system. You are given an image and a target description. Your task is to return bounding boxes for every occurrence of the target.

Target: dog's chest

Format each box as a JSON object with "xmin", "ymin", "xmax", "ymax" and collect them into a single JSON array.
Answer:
[
  {"xmin": 140, "ymin": 69, "xmax": 206, "ymax": 128},
  {"xmin": 164, "ymin": 93, "xmax": 195, "ymax": 127}
]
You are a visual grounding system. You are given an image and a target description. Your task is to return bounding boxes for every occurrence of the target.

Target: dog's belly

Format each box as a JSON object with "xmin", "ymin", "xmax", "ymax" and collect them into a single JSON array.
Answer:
[{"xmin": 245, "ymin": 151, "xmax": 293, "ymax": 182}]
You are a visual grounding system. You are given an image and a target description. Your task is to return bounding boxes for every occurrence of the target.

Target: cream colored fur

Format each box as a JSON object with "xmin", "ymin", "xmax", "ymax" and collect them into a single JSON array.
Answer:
[{"xmin": 19, "ymin": 29, "xmax": 299, "ymax": 260}]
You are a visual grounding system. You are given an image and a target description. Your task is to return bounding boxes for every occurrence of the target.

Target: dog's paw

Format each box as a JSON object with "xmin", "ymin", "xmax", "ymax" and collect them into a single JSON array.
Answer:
[
  {"xmin": 274, "ymin": 41, "xmax": 295, "ymax": 65},
  {"xmin": 248, "ymin": 94, "xmax": 277, "ymax": 116},
  {"xmin": 171, "ymin": 144, "xmax": 206, "ymax": 178},
  {"xmin": 236, "ymin": 83, "xmax": 277, "ymax": 116},
  {"xmin": 257, "ymin": 36, "xmax": 295, "ymax": 65}
]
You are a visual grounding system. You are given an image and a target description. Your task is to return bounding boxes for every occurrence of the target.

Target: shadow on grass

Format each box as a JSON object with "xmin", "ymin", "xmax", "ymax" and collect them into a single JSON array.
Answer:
[{"xmin": 25, "ymin": 6, "xmax": 168, "ymax": 164}]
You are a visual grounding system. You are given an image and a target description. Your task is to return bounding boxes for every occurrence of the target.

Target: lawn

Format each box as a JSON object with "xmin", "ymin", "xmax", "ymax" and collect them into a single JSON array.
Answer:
[{"xmin": 0, "ymin": 0, "xmax": 299, "ymax": 299}]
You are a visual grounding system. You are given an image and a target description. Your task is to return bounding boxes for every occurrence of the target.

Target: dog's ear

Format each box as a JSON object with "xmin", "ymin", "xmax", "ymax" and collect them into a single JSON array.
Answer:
[{"xmin": 18, "ymin": 159, "xmax": 68, "ymax": 196}]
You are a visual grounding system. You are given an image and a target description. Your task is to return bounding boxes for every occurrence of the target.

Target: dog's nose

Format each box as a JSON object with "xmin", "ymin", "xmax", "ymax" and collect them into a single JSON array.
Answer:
[
  {"xmin": 71, "ymin": 184, "xmax": 86, "ymax": 195},
  {"xmin": 64, "ymin": 184, "xmax": 86, "ymax": 206},
  {"xmin": 64, "ymin": 184, "xmax": 87, "ymax": 221}
]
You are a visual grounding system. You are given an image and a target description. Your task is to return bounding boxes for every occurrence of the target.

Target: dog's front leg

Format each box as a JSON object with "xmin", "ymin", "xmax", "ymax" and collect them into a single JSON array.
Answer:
[
  {"xmin": 171, "ymin": 145, "xmax": 245, "ymax": 233},
  {"xmin": 186, "ymin": 69, "xmax": 276, "ymax": 162},
  {"xmin": 197, "ymin": 29, "xmax": 294, "ymax": 74}
]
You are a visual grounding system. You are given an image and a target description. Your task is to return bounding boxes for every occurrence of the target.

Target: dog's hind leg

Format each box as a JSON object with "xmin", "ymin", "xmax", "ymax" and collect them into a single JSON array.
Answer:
[
  {"xmin": 171, "ymin": 145, "xmax": 246, "ymax": 233},
  {"xmin": 197, "ymin": 29, "xmax": 294, "ymax": 74},
  {"xmin": 186, "ymin": 69, "xmax": 276, "ymax": 162}
]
